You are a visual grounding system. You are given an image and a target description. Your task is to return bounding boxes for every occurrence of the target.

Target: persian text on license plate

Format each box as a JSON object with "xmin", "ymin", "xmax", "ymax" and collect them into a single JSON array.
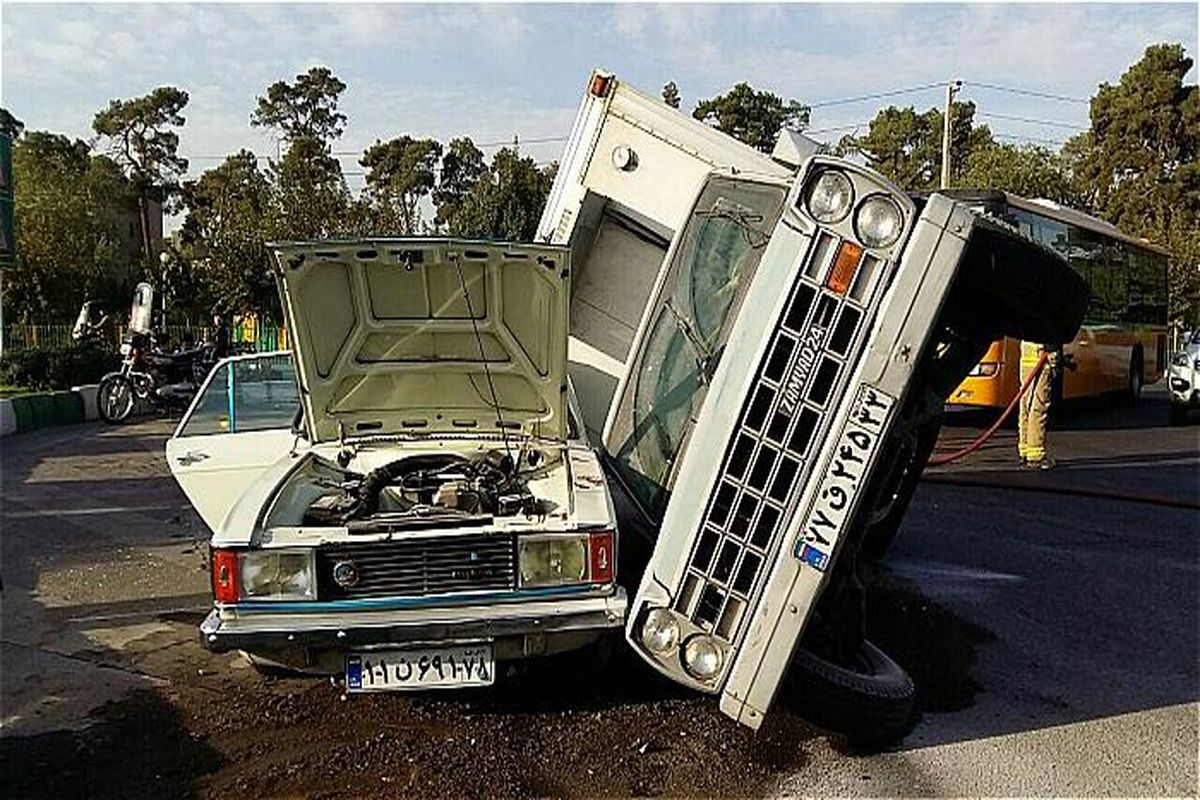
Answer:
[
  {"xmin": 795, "ymin": 384, "xmax": 895, "ymax": 571},
  {"xmin": 345, "ymin": 643, "xmax": 494, "ymax": 692}
]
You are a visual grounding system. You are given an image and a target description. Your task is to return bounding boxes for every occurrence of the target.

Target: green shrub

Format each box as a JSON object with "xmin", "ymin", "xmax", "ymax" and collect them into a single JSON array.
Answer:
[{"xmin": 0, "ymin": 341, "xmax": 120, "ymax": 391}]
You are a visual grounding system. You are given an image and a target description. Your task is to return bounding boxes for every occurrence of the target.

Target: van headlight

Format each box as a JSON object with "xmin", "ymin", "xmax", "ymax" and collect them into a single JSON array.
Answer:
[
  {"xmin": 640, "ymin": 608, "xmax": 681, "ymax": 654},
  {"xmin": 855, "ymin": 195, "xmax": 904, "ymax": 248},
  {"xmin": 804, "ymin": 169, "xmax": 854, "ymax": 223},
  {"xmin": 1172, "ymin": 351, "xmax": 1189, "ymax": 367},
  {"xmin": 240, "ymin": 549, "xmax": 316, "ymax": 601},
  {"xmin": 682, "ymin": 634, "xmax": 725, "ymax": 681}
]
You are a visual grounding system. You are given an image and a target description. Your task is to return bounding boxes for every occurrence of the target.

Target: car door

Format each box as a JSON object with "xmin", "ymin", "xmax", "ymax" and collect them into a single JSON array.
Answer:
[{"xmin": 165, "ymin": 351, "xmax": 302, "ymax": 532}]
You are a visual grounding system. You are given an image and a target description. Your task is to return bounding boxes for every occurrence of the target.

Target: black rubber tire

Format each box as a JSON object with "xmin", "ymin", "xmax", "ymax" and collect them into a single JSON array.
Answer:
[
  {"xmin": 859, "ymin": 414, "xmax": 943, "ymax": 561},
  {"xmin": 782, "ymin": 639, "xmax": 917, "ymax": 749},
  {"xmin": 940, "ymin": 215, "xmax": 1089, "ymax": 347},
  {"xmin": 1126, "ymin": 348, "xmax": 1143, "ymax": 403},
  {"xmin": 97, "ymin": 374, "xmax": 135, "ymax": 424}
]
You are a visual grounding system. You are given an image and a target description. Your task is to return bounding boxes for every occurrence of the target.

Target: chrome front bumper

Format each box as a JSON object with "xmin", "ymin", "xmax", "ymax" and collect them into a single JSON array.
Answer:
[{"xmin": 199, "ymin": 587, "xmax": 628, "ymax": 654}]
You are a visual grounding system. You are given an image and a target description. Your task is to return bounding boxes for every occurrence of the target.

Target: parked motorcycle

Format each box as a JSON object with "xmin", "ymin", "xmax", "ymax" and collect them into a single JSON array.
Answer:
[{"xmin": 96, "ymin": 283, "xmax": 217, "ymax": 424}]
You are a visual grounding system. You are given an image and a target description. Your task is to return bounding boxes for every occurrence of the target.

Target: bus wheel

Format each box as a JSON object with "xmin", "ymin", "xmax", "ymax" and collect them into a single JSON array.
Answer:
[
  {"xmin": 1126, "ymin": 348, "xmax": 1143, "ymax": 403},
  {"xmin": 780, "ymin": 638, "xmax": 917, "ymax": 750}
]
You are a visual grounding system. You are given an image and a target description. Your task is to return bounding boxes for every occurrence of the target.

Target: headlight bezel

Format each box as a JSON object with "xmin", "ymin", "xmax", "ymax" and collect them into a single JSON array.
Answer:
[
  {"xmin": 854, "ymin": 193, "xmax": 905, "ymax": 249},
  {"xmin": 804, "ymin": 168, "xmax": 855, "ymax": 224},
  {"xmin": 237, "ymin": 548, "xmax": 317, "ymax": 602}
]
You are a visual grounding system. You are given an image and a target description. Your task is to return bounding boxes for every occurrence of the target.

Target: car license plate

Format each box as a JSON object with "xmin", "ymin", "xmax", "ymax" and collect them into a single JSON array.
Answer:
[
  {"xmin": 345, "ymin": 643, "xmax": 494, "ymax": 692},
  {"xmin": 795, "ymin": 384, "xmax": 895, "ymax": 571}
]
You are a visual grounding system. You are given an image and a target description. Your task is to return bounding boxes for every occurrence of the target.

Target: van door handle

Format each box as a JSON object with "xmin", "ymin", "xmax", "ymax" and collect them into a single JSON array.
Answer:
[{"xmin": 176, "ymin": 450, "xmax": 210, "ymax": 466}]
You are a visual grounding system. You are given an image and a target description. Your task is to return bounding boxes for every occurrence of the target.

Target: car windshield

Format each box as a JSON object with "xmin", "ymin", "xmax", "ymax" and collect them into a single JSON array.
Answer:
[{"xmin": 610, "ymin": 177, "xmax": 786, "ymax": 522}]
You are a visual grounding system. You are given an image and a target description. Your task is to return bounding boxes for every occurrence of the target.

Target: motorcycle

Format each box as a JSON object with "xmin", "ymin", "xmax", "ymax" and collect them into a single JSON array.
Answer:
[{"xmin": 96, "ymin": 283, "xmax": 218, "ymax": 424}]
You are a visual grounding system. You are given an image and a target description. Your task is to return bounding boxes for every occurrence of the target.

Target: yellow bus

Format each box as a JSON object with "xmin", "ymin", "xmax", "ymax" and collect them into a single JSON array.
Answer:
[{"xmin": 945, "ymin": 191, "xmax": 1169, "ymax": 408}]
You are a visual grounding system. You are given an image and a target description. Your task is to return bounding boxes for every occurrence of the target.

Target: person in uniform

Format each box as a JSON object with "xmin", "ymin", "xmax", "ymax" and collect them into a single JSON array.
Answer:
[{"xmin": 1018, "ymin": 340, "xmax": 1059, "ymax": 469}]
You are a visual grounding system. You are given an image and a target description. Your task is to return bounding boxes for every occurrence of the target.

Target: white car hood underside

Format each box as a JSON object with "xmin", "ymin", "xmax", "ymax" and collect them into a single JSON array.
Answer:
[{"xmin": 272, "ymin": 238, "xmax": 571, "ymax": 443}]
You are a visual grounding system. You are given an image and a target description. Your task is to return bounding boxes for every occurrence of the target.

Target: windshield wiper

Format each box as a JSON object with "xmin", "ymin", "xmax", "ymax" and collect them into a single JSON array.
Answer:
[
  {"xmin": 663, "ymin": 299, "xmax": 723, "ymax": 384},
  {"xmin": 695, "ymin": 202, "xmax": 771, "ymax": 249}
]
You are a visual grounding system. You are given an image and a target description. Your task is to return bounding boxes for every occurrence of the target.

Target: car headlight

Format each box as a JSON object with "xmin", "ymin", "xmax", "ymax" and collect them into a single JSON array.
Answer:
[
  {"xmin": 682, "ymin": 634, "xmax": 724, "ymax": 681},
  {"xmin": 804, "ymin": 169, "xmax": 854, "ymax": 224},
  {"xmin": 855, "ymin": 195, "xmax": 904, "ymax": 248},
  {"xmin": 640, "ymin": 608, "xmax": 681, "ymax": 654},
  {"xmin": 239, "ymin": 549, "xmax": 315, "ymax": 601},
  {"xmin": 518, "ymin": 534, "xmax": 588, "ymax": 588}
]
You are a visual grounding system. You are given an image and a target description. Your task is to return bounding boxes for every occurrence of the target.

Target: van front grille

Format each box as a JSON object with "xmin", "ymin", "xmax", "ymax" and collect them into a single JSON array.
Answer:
[
  {"xmin": 675, "ymin": 232, "xmax": 877, "ymax": 642},
  {"xmin": 317, "ymin": 534, "xmax": 516, "ymax": 600}
]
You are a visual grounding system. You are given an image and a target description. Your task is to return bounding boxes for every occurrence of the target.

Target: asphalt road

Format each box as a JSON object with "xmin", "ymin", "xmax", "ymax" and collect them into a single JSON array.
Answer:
[{"xmin": 1, "ymin": 385, "xmax": 1196, "ymax": 798}]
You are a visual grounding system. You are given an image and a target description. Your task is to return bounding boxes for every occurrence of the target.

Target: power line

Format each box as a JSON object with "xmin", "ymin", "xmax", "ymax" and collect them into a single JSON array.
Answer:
[
  {"xmin": 963, "ymin": 80, "xmax": 1088, "ymax": 104},
  {"xmin": 808, "ymin": 82, "xmax": 944, "ymax": 109},
  {"xmin": 807, "ymin": 121, "xmax": 872, "ymax": 136},
  {"xmin": 977, "ymin": 111, "xmax": 1087, "ymax": 130},
  {"xmin": 993, "ymin": 132, "xmax": 1069, "ymax": 147}
]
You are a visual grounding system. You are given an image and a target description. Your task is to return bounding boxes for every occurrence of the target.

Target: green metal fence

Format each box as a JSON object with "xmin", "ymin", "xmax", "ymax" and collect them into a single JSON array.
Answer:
[{"xmin": 3, "ymin": 321, "xmax": 288, "ymax": 353}]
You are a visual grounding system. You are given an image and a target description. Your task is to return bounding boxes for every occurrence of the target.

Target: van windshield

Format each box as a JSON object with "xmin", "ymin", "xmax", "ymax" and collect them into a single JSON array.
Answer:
[{"xmin": 609, "ymin": 177, "xmax": 787, "ymax": 522}]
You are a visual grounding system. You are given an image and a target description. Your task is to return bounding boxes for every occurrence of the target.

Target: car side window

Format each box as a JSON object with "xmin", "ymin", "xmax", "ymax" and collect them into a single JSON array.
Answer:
[{"xmin": 178, "ymin": 355, "xmax": 299, "ymax": 437}]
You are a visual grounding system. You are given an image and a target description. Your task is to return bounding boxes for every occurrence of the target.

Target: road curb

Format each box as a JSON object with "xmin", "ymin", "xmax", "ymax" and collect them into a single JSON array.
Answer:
[{"xmin": 0, "ymin": 384, "xmax": 97, "ymax": 437}]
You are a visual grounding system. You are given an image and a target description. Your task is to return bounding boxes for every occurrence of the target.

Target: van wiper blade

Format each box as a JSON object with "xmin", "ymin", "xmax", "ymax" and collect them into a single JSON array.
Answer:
[
  {"xmin": 695, "ymin": 202, "xmax": 771, "ymax": 249},
  {"xmin": 663, "ymin": 298, "xmax": 713, "ymax": 382}
]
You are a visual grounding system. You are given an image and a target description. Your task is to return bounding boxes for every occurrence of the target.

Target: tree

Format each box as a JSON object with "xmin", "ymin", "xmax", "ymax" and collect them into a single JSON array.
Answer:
[
  {"xmin": 178, "ymin": 150, "xmax": 275, "ymax": 319},
  {"xmin": 92, "ymin": 86, "xmax": 189, "ymax": 268},
  {"xmin": 360, "ymin": 136, "xmax": 443, "ymax": 235},
  {"xmin": 268, "ymin": 136, "xmax": 350, "ymax": 241},
  {"xmin": 840, "ymin": 101, "xmax": 992, "ymax": 192},
  {"xmin": 0, "ymin": 108, "xmax": 24, "ymax": 138},
  {"xmin": 433, "ymin": 137, "xmax": 488, "ymax": 229},
  {"xmin": 962, "ymin": 142, "xmax": 1079, "ymax": 204},
  {"xmin": 1064, "ymin": 43, "xmax": 1199, "ymax": 323},
  {"xmin": 692, "ymin": 83, "xmax": 810, "ymax": 152},
  {"xmin": 444, "ymin": 148, "xmax": 555, "ymax": 241},
  {"xmin": 7, "ymin": 132, "xmax": 136, "ymax": 321},
  {"xmin": 251, "ymin": 68, "xmax": 352, "ymax": 241},
  {"xmin": 251, "ymin": 66, "xmax": 348, "ymax": 144},
  {"xmin": 662, "ymin": 81, "xmax": 681, "ymax": 109}
]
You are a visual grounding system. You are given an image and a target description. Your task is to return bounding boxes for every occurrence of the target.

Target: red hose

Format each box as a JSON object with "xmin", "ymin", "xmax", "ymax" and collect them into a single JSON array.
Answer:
[{"xmin": 927, "ymin": 351, "xmax": 1048, "ymax": 466}]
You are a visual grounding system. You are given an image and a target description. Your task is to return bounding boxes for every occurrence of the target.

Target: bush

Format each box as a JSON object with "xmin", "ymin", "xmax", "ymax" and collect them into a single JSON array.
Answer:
[{"xmin": 0, "ymin": 341, "xmax": 120, "ymax": 391}]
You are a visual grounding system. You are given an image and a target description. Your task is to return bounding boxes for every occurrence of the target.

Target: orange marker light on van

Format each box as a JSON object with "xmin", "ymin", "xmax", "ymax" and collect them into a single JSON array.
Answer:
[{"xmin": 827, "ymin": 241, "xmax": 864, "ymax": 296}]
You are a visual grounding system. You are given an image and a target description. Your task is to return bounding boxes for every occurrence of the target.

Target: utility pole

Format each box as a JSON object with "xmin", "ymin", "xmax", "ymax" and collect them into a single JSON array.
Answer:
[{"xmin": 940, "ymin": 80, "xmax": 963, "ymax": 190}]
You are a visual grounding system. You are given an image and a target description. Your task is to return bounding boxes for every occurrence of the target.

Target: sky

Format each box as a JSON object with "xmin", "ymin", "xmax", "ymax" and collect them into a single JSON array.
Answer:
[{"xmin": 1, "ymin": 2, "xmax": 1196, "ymax": 232}]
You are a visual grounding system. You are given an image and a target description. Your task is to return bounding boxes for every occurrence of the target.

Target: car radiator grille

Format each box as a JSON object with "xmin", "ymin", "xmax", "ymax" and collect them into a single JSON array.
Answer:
[
  {"xmin": 317, "ymin": 534, "xmax": 516, "ymax": 600},
  {"xmin": 674, "ymin": 232, "xmax": 882, "ymax": 643}
]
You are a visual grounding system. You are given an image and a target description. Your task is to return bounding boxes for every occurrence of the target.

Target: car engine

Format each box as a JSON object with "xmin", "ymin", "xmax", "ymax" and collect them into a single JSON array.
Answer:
[{"xmin": 303, "ymin": 450, "xmax": 546, "ymax": 527}]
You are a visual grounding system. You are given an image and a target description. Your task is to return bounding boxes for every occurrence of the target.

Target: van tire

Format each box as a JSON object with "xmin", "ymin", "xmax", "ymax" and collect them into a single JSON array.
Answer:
[
  {"xmin": 1169, "ymin": 404, "xmax": 1189, "ymax": 426},
  {"xmin": 941, "ymin": 216, "xmax": 1089, "ymax": 347},
  {"xmin": 782, "ymin": 639, "xmax": 918, "ymax": 749},
  {"xmin": 859, "ymin": 414, "xmax": 942, "ymax": 561}
]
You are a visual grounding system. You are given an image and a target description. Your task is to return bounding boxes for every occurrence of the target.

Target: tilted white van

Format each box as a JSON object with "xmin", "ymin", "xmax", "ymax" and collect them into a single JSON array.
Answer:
[{"xmin": 535, "ymin": 72, "xmax": 1086, "ymax": 743}]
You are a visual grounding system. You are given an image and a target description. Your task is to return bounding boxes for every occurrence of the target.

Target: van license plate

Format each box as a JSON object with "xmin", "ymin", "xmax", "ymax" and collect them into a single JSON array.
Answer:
[
  {"xmin": 795, "ymin": 384, "xmax": 895, "ymax": 571},
  {"xmin": 345, "ymin": 643, "xmax": 494, "ymax": 692}
]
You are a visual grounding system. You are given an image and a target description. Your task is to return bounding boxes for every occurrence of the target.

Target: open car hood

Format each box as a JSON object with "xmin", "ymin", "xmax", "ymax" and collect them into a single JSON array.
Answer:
[{"xmin": 272, "ymin": 239, "xmax": 570, "ymax": 443}]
